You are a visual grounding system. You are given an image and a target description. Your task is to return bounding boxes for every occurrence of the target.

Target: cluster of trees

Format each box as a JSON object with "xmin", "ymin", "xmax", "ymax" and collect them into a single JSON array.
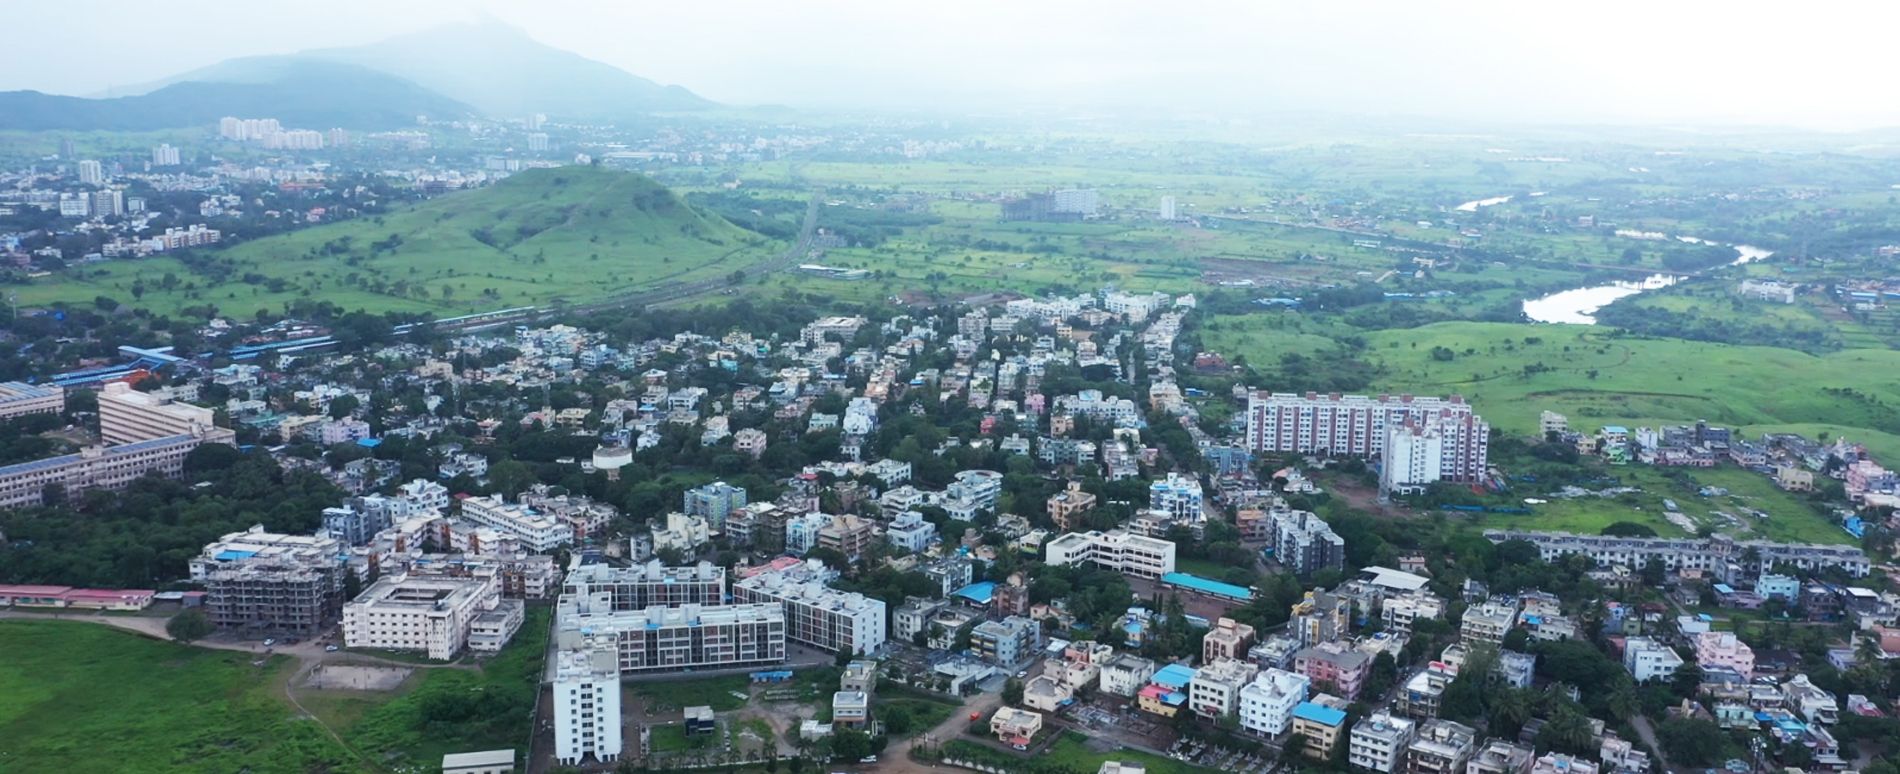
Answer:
[{"xmin": 1594, "ymin": 301, "xmax": 1837, "ymax": 354}]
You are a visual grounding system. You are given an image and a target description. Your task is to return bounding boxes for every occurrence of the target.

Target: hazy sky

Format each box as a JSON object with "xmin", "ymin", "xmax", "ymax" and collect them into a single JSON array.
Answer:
[{"xmin": 5, "ymin": 0, "xmax": 1899, "ymax": 128}]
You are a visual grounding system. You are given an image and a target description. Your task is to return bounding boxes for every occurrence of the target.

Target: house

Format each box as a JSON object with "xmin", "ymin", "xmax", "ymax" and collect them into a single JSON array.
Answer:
[
  {"xmin": 1782, "ymin": 674, "xmax": 1839, "ymax": 725},
  {"xmin": 684, "ymin": 706, "xmax": 717, "ymax": 735},
  {"xmin": 1290, "ymin": 699, "xmax": 1351, "ymax": 760},
  {"xmin": 1138, "ymin": 663, "xmax": 1196, "ymax": 717},
  {"xmin": 1203, "ymin": 617, "xmax": 1257, "ymax": 663},
  {"xmin": 831, "ymin": 691, "xmax": 870, "ymax": 729},
  {"xmin": 1295, "ymin": 641, "xmax": 1373, "ymax": 700},
  {"xmin": 1347, "ymin": 711, "xmax": 1416, "ymax": 773},
  {"xmin": 1189, "ymin": 658, "xmax": 1260, "ymax": 719},
  {"xmin": 1237, "ymin": 668, "xmax": 1310, "ymax": 736},
  {"xmin": 1405, "ymin": 719, "xmax": 1477, "ymax": 774},
  {"xmin": 1100, "ymin": 654, "xmax": 1158, "ymax": 697},
  {"xmin": 1623, "ymin": 637, "xmax": 1684, "ymax": 683},
  {"xmin": 1467, "ymin": 740, "xmax": 1535, "ymax": 774},
  {"xmin": 990, "ymin": 707, "xmax": 1043, "ymax": 748},
  {"xmin": 1694, "ymin": 631, "xmax": 1755, "ymax": 678},
  {"xmin": 1023, "ymin": 674, "xmax": 1074, "ymax": 712}
]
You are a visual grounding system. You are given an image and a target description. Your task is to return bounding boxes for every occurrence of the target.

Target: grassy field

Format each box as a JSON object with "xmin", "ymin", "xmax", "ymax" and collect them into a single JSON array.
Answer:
[
  {"xmin": 1448, "ymin": 465, "xmax": 1847, "ymax": 544},
  {"xmin": 20, "ymin": 165, "xmax": 781, "ymax": 317},
  {"xmin": 1045, "ymin": 731, "xmax": 1221, "ymax": 774},
  {"xmin": 632, "ymin": 674, "xmax": 752, "ymax": 713},
  {"xmin": 0, "ymin": 619, "xmax": 354, "ymax": 774},
  {"xmin": 1364, "ymin": 321, "xmax": 1900, "ymax": 462}
]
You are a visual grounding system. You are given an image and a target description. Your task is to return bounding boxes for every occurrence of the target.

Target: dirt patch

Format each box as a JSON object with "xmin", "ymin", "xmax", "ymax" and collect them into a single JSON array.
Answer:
[{"xmin": 301, "ymin": 664, "xmax": 411, "ymax": 691}]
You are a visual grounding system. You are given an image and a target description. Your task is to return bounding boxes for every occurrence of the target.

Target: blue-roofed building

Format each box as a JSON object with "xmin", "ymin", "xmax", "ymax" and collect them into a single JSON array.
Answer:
[
  {"xmin": 1162, "ymin": 572, "xmax": 1254, "ymax": 602},
  {"xmin": 953, "ymin": 581, "xmax": 998, "ymax": 606},
  {"xmin": 1290, "ymin": 699, "xmax": 1352, "ymax": 759},
  {"xmin": 1152, "ymin": 663, "xmax": 1198, "ymax": 689}
]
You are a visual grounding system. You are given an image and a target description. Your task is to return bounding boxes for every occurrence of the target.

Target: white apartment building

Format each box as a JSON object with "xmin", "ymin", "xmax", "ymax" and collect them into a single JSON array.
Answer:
[
  {"xmin": 1044, "ymin": 529, "xmax": 1177, "ymax": 579},
  {"xmin": 1348, "ymin": 711, "xmax": 1417, "ymax": 773},
  {"xmin": 558, "ymin": 592, "xmax": 786, "ymax": 672},
  {"xmin": 1381, "ymin": 420, "xmax": 1446, "ymax": 494},
  {"xmin": 1460, "ymin": 601, "xmax": 1517, "ymax": 645},
  {"xmin": 652, "ymin": 512, "xmax": 711, "ymax": 554},
  {"xmin": 1149, "ymin": 472, "xmax": 1204, "ymax": 520},
  {"xmin": 561, "ymin": 560, "xmax": 726, "ymax": 609},
  {"xmin": 1238, "ymin": 668, "xmax": 1311, "ymax": 736},
  {"xmin": 0, "ymin": 432, "xmax": 224, "ymax": 509},
  {"xmin": 1382, "ymin": 591, "xmax": 1445, "ymax": 635},
  {"xmin": 1189, "ymin": 658, "xmax": 1260, "ymax": 719},
  {"xmin": 457, "ymin": 495, "xmax": 573, "ymax": 553},
  {"xmin": 343, "ymin": 573, "xmax": 521, "ymax": 660},
  {"xmin": 732, "ymin": 560, "xmax": 886, "ymax": 654},
  {"xmin": 553, "ymin": 630, "xmax": 624, "ymax": 766},
  {"xmin": 1484, "ymin": 530, "xmax": 1870, "ymax": 578},
  {"xmin": 1100, "ymin": 653, "xmax": 1158, "ymax": 697},
  {"xmin": 1245, "ymin": 392, "xmax": 1490, "ymax": 484},
  {"xmin": 1623, "ymin": 637, "xmax": 1685, "ymax": 683}
]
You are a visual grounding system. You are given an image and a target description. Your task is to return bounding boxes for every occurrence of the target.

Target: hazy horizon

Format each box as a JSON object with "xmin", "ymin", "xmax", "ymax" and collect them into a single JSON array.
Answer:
[{"xmin": 6, "ymin": 0, "xmax": 1900, "ymax": 131}]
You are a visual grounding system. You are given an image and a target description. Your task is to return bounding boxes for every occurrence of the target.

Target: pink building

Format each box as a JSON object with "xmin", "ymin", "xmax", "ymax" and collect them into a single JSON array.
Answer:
[
  {"xmin": 1695, "ymin": 631, "xmax": 1755, "ymax": 678},
  {"xmin": 1294, "ymin": 641, "xmax": 1372, "ymax": 700}
]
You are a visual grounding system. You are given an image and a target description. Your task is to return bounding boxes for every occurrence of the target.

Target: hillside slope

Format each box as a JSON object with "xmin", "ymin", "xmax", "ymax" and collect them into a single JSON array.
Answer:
[
  {"xmin": 0, "ymin": 60, "xmax": 471, "ymax": 131},
  {"xmin": 20, "ymin": 166, "xmax": 776, "ymax": 316}
]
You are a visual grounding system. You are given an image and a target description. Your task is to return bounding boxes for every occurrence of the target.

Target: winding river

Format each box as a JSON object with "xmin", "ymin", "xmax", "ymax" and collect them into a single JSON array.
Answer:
[{"xmin": 1521, "ymin": 244, "xmax": 1773, "ymax": 324}]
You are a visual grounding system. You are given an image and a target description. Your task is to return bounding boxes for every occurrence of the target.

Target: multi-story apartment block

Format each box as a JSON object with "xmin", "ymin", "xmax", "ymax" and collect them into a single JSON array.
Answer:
[
  {"xmin": 732, "ymin": 560, "xmax": 886, "ymax": 654},
  {"xmin": 1397, "ymin": 661, "xmax": 1460, "ymax": 719},
  {"xmin": 684, "ymin": 481, "xmax": 747, "ymax": 533},
  {"xmin": 1189, "ymin": 658, "xmax": 1260, "ymax": 719},
  {"xmin": 1237, "ymin": 668, "xmax": 1310, "ymax": 736},
  {"xmin": 885, "ymin": 510, "xmax": 938, "ymax": 553},
  {"xmin": 517, "ymin": 485, "xmax": 618, "ymax": 543},
  {"xmin": 1266, "ymin": 508, "xmax": 1345, "ymax": 578},
  {"xmin": 0, "ymin": 431, "xmax": 228, "ymax": 509},
  {"xmin": 1624, "ymin": 637, "xmax": 1685, "ymax": 683},
  {"xmin": 1349, "ymin": 711, "xmax": 1417, "ymax": 773},
  {"xmin": 1382, "ymin": 591, "xmax": 1445, "ymax": 634},
  {"xmin": 1695, "ymin": 631, "xmax": 1755, "ymax": 678},
  {"xmin": 1781, "ymin": 674, "xmax": 1839, "ymax": 725},
  {"xmin": 1149, "ymin": 472, "xmax": 1203, "ymax": 520},
  {"xmin": 1048, "ymin": 481, "xmax": 1099, "ymax": 530},
  {"xmin": 1483, "ymin": 531, "xmax": 1870, "ymax": 578},
  {"xmin": 457, "ymin": 495, "xmax": 573, "ymax": 553},
  {"xmin": 893, "ymin": 596, "xmax": 950, "ymax": 643},
  {"xmin": 390, "ymin": 553, "xmax": 560, "ymax": 601},
  {"xmin": 1295, "ymin": 641, "xmax": 1373, "ymax": 700},
  {"xmin": 1044, "ymin": 529, "xmax": 1177, "ymax": 579},
  {"xmin": 818, "ymin": 514, "xmax": 878, "ymax": 560},
  {"xmin": 971, "ymin": 615, "xmax": 1043, "ymax": 666},
  {"xmin": 561, "ymin": 560, "xmax": 726, "ymax": 609},
  {"xmin": 1203, "ymin": 617, "xmax": 1257, "ymax": 663},
  {"xmin": 1100, "ymin": 653, "xmax": 1158, "ymax": 697},
  {"xmin": 553, "ymin": 629, "xmax": 624, "ymax": 766},
  {"xmin": 99, "ymin": 382, "xmax": 219, "ymax": 444},
  {"xmin": 1245, "ymin": 392, "xmax": 1489, "ymax": 484},
  {"xmin": 920, "ymin": 556, "xmax": 972, "ymax": 597},
  {"xmin": 1528, "ymin": 754, "xmax": 1598, "ymax": 774},
  {"xmin": 557, "ymin": 592, "xmax": 786, "ymax": 672},
  {"xmin": 343, "ymin": 573, "xmax": 522, "ymax": 660},
  {"xmin": 190, "ymin": 525, "xmax": 348, "ymax": 635},
  {"xmin": 1406, "ymin": 719, "xmax": 1477, "ymax": 774},
  {"xmin": 1460, "ymin": 601, "xmax": 1517, "ymax": 645}
]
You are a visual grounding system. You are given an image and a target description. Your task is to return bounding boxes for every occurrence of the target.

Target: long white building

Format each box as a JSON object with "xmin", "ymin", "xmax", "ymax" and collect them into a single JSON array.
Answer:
[
  {"xmin": 561, "ymin": 560, "xmax": 726, "ymax": 609},
  {"xmin": 343, "ymin": 573, "xmax": 522, "ymax": 660},
  {"xmin": 731, "ymin": 560, "xmax": 886, "ymax": 655},
  {"xmin": 1245, "ymin": 392, "xmax": 1489, "ymax": 484},
  {"xmin": 456, "ymin": 495, "xmax": 573, "ymax": 553},
  {"xmin": 1239, "ymin": 668, "xmax": 1311, "ymax": 736},
  {"xmin": 1043, "ymin": 529, "xmax": 1176, "ymax": 579},
  {"xmin": 1483, "ymin": 531, "xmax": 1870, "ymax": 578},
  {"xmin": 558, "ymin": 591, "xmax": 787, "ymax": 672}
]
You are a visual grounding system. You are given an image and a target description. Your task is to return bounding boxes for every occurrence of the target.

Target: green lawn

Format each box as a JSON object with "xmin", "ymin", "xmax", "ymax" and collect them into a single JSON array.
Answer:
[
  {"xmin": 648, "ymin": 723, "xmax": 722, "ymax": 753},
  {"xmin": 0, "ymin": 619, "xmax": 356, "ymax": 774},
  {"xmin": 942, "ymin": 731, "xmax": 1223, "ymax": 774},
  {"xmin": 632, "ymin": 674, "xmax": 752, "ymax": 712}
]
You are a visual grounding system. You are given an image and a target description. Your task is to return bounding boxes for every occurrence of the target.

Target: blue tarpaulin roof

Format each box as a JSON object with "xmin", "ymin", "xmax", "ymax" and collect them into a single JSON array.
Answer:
[
  {"xmin": 1152, "ymin": 663, "xmax": 1197, "ymax": 688},
  {"xmin": 1160, "ymin": 572, "xmax": 1253, "ymax": 601},
  {"xmin": 214, "ymin": 550, "xmax": 257, "ymax": 561},
  {"xmin": 1293, "ymin": 702, "xmax": 1348, "ymax": 726},
  {"xmin": 953, "ymin": 581, "xmax": 997, "ymax": 604}
]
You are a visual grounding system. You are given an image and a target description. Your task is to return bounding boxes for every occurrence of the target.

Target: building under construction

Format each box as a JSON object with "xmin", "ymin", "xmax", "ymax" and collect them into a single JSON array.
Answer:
[{"xmin": 190, "ymin": 525, "xmax": 348, "ymax": 636}]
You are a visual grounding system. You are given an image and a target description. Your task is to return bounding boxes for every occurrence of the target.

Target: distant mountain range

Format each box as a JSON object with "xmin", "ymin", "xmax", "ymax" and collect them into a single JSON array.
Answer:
[{"xmin": 3, "ymin": 20, "xmax": 711, "ymax": 132}]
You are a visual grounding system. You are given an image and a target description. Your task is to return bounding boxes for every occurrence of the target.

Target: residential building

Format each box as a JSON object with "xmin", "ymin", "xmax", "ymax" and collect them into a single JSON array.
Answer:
[
  {"xmin": 1539, "ymin": 411, "xmax": 1568, "ymax": 437},
  {"xmin": 152, "ymin": 143, "xmax": 182, "ymax": 166},
  {"xmin": 1100, "ymin": 654, "xmax": 1158, "ymax": 697},
  {"xmin": 1528, "ymin": 754, "xmax": 1597, "ymax": 774},
  {"xmin": 991, "ymin": 707, "xmax": 1043, "ymax": 747},
  {"xmin": 1482, "ymin": 531, "xmax": 1870, "ymax": 578},
  {"xmin": 1291, "ymin": 698, "xmax": 1351, "ymax": 759},
  {"xmin": 1695, "ymin": 631, "xmax": 1755, "ymax": 678},
  {"xmin": 1245, "ymin": 392, "xmax": 1490, "ymax": 484},
  {"xmin": 893, "ymin": 596, "xmax": 949, "ymax": 643},
  {"xmin": 1623, "ymin": 637, "xmax": 1685, "ymax": 683},
  {"xmin": 652, "ymin": 512, "xmax": 712, "ymax": 554},
  {"xmin": 99, "ymin": 381, "xmax": 220, "ymax": 445},
  {"xmin": 920, "ymin": 556, "xmax": 973, "ymax": 598},
  {"xmin": 457, "ymin": 495, "xmax": 573, "ymax": 553},
  {"xmin": 684, "ymin": 481, "xmax": 747, "ymax": 533},
  {"xmin": 832, "ymin": 691, "xmax": 870, "ymax": 728},
  {"xmin": 0, "ymin": 430, "xmax": 230, "ymax": 509},
  {"xmin": 1598, "ymin": 734, "xmax": 1650, "ymax": 774},
  {"xmin": 1237, "ymin": 668, "xmax": 1310, "ymax": 736},
  {"xmin": 1044, "ymin": 530, "xmax": 1177, "ymax": 579},
  {"xmin": 1382, "ymin": 591, "xmax": 1445, "ymax": 635},
  {"xmin": 733, "ymin": 428, "xmax": 768, "ymax": 459},
  {"xmin": 1149, "ymin": 472, "xmax": 1204, "ymax": 520},
  {"xmin": 1024, "ymin": 674, "xmax": 1074, "ymax": 712},
  {"xmin": 1397, "ymin": 661, "xmax": 1460, "ymax": 719},
  {"xmin": 817, "ymin": 514, "xmax": 877, "ymax": 561},
  {"xmin": 1204, "ymin": 617, "xmax": 1257, "ymax": 663},
  {"xmin": 732, "ymin": 560, "xmax": 887, "ymax": 654},
  {"xmin": 191, "ymin": 525, "xmax": 347, "ymax": 635},
  {"xmin": 343, "ymin": 573, "xmax": 521, "ymax": 660},
  {"xmin": 1461, "ymin": 601, "xmax": 1516, "ymax": 645},
  {"xmin": 1048, "ymin": 481, "xmax": 1098, "ymax": 530},
  {"xmin": 1781, "ymin": 674, "xmax": 1839, "ymax": 725},
  {"xmin": 552, "ymin": 629, "xmax": 623, "ymax": 766},
  {"xmin": 971, "ymin": 616, "xmax": 1043, "ymax": 666},
  {"xmin": 1295, "ymin": 641, "xmax": 1373, "ymax": 700},
  {"xmin": 1348, "ymin": 711, "xmax": 1417, "ymax": 773},
  {"xmin": 441, "ymin": 750, "xmax": 515, "ymax": 774},
  {"xmin": 1406, "ymin": 720, "xmax": 1477, "ymax": 774},
  {"xmin": 560, "ymin": 560, "xmax": 726, "ymax": 610},
  {"xmin": 885, "ymin": 510, "xmax": 938, "ymax": 553},
  {"xmin": 1189, "ymin": 658, "xmax": 1260, "ymax": 719},
  {"xmin": 1266, "ymin": 508, "xmax": 1345, "ymax": 578},
  {"xmin": 1139, "ymin": 663, "xmax": 1196, "ymax": 717},
  {"xmin": 77, "ymin": 159, "xmax": 104, "ymax": 185},
  {"xmin": 1467, "ymin": 741, "xmax": 1535, "ymax": 774},
  {"xmin": 557, "ymin": 592, "xmax": 786, "ymax": 672}
]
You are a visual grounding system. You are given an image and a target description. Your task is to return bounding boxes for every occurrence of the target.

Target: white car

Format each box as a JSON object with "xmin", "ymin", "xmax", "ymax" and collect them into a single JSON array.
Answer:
[
  {"xmin": 1015, "ymin": 670, "xmax": 1028, "ymax": 679},
  {"xmin": 325, "ymin": 645, "xmax": 340, "ymax": 652}
]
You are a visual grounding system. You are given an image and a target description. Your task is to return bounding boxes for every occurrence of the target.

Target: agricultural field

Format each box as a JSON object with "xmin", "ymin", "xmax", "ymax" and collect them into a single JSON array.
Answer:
[{"xmin": 1363, "ymin": 321, "xmax": 1900, "ymax": 462}]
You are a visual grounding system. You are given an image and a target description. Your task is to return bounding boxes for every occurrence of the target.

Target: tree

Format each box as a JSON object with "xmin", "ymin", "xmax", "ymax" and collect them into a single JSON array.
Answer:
[
  {"xmin": 830, "ymin": 729, "xmax": 873, "ymax": 762},
  {"xmin": 166, "ymin": 609, "xmax": 214, "ymax": 644},
  {"xmin": 1608, "ymin": 676, "xmax": 1641, "ymax": 721},
  {"xmin": 1657, "ymin": 717, "xmax": 1728, "ymax": 767},
  {"xmin": 1002, "ymin": 677, "xmax": 1024, "ymax": 706}
]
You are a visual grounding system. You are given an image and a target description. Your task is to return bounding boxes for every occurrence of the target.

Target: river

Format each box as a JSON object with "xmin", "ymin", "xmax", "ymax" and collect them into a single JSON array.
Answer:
[{"xmin": 1521, "ymin": 243, "xmax": 1773, "ymax": 324}]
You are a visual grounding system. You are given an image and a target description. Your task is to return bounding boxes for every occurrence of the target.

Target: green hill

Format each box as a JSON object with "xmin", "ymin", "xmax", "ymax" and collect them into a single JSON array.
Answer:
[{"xmin": 23, "ymin": 166, "xmax": 776, "ymax": 316}]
